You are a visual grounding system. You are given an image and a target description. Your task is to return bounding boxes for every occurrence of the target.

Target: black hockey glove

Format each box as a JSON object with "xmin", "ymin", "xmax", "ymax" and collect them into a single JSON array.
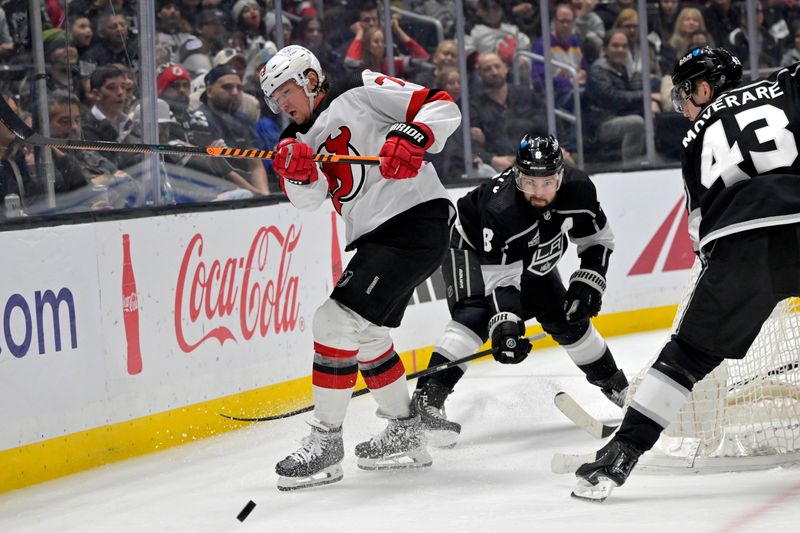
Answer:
[
  {"xmin": 564, "ymin": 269, "xmax": 606, "ymax": 324},
  {"xmin": 488, "ymin": 312, "xmax": 531, "ymax": 364}
]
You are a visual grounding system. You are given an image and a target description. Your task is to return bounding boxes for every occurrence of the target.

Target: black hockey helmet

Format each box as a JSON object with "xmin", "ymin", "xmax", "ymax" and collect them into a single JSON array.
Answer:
[
  {"xmin": 515, "ymin": 134, "xmax": 564, "ymax": 176},
  {"xmin": 671, "ymin": 46, "xmax": 742, "ymax": 112}
]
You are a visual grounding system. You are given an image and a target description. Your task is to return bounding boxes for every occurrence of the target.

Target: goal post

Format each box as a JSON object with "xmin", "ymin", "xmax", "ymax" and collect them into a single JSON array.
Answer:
[{"xmin": 628, "ymin": 260, "xmax": 800, "ymax": 473}]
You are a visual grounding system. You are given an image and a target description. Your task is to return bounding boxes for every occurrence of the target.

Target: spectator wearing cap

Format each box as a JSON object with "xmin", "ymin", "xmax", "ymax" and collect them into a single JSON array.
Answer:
[
  {"xmin": 180, "ymin": 38, "xmax": 214, "ymax": 77},
  {"xmin": 232, "ymin": 0, "xmax": 268, "ymax": 53},
  {"xmin": 206, "ymin": 48, "xmax": 261, "ymax": 123},
  {"xmin": 157, "ymin": 62, "xmax": 216, "ymax": 145},
  {"xmin": 16, "ymin": 29, "xmax": 83, "ymax": 110},
  {"xmin": 154, "ymin": 64, "xmax": 267, "ymax": 197},
  {"xmin": 157, "ymin": 0, "xmax": 200, "ymax": 64},
  {"xmin": 265, "ymin": 11, "xmax": 293, "ymax": 47},
  {"xmin": 196, "ymin": 64, "xmax": 269, "ymax": 195},
  {"xmin": 83, "ymin": 11, "xmax": 139, "ymax": 70},
  {"xmin": 196, "ymin": 8, "xmax": 229, "ymax": 57},
  {"xmin": 43, "ymin": 29, "xmax": 83, "ymax": 95}
]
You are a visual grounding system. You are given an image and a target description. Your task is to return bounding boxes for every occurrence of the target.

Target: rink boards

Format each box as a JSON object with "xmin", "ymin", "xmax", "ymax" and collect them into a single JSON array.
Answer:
[{"xmin": 0, "ymin": 168, "xmax": 693, "ymax": 493}]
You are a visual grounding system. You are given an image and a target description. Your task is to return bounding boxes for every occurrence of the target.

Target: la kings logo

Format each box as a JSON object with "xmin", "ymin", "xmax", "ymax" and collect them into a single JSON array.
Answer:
[
  {"xmin": 526, "ymin": 233, "xmax": 566, "ymax": 275},
  {"xmin": 319, "ymin": 126, "xmax": 366, "ymax": 214}
]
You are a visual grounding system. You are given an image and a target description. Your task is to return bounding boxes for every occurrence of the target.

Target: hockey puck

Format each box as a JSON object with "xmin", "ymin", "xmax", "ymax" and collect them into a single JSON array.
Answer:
[{"xmin": 237, "ymin": 500, "xmax": 256, "ymax": 522}]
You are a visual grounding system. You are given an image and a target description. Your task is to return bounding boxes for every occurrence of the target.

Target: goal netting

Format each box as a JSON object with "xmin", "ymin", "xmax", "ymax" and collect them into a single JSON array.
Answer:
[{"xmin": 627, "ymin": 260, "xmax": 800, "ymax": 473}]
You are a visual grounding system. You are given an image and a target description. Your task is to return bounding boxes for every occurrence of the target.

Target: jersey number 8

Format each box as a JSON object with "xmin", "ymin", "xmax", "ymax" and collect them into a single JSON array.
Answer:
[{"xmin": 700, "ymin": 104, "xmax": 798, "ymax": 188}]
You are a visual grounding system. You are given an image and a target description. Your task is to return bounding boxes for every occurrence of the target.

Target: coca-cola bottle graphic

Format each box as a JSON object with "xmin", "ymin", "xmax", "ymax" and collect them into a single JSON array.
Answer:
[
  {"xmin": 330, "ymin": 210, "xmax": 343, "ymax": 285},
  {"xmin": 122, "ymin": 234, "xmax": 143, "ymax": 375}
]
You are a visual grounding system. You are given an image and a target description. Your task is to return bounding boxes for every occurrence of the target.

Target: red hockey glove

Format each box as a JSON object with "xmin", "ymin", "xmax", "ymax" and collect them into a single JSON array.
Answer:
[
  {"xmin": 379, "ymin": 122, "xmax": 434, "ymax": 179},
  {"xmin": 273, "ymin": 138, "xmax": 319, "ymax": 185}
]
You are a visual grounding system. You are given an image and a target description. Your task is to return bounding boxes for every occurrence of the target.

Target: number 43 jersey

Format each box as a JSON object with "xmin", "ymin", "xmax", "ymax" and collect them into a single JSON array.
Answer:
[{"xmin": 681, "ymin": 62, "xmax": 800, "ymax": 252}]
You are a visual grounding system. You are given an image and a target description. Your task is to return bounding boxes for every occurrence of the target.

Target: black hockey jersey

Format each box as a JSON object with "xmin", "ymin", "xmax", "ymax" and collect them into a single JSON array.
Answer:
[
  {"xmin": 455, "ymin": 166, "xmax": 614, "ymax": 315},
  {"xmin": 681, "ymin": 62, "xmax": 800, "ymax": 251}
]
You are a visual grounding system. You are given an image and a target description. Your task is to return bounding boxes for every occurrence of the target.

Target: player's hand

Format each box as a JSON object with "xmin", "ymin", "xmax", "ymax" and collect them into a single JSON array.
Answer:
[
  {"xmin": 379, "ymin": 121, "xmax": 434, "ymax": 179},
  {"xmin": 564, "ymin": 269, "xmax": 606, "ymax": 323},
  {"xmin": 273, "ymin": 138, "xmax": 319, "ymax": 186},
  {"xmin": 488, "ymin": 312, "xmax": 531, "ymax": 364}
]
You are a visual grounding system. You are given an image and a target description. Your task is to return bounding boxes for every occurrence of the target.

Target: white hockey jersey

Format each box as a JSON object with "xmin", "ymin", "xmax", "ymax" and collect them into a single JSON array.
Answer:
[{"xmin": 281, "ymin": 70, "xmax": 461, "ymax": 246}]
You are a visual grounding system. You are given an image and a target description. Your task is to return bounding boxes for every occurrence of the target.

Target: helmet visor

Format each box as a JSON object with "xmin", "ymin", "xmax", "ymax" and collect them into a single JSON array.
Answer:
[
  {"xmin": 671, "ymin": 80, "xmax": 692, "ymax": 113},
  {"xmin": 514, "ymin": 170, "xmax": 560, "ymax": 194}
]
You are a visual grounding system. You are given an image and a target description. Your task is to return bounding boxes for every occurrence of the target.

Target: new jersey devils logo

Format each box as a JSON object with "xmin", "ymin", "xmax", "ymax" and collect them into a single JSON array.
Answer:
[{"xmin": 320, "ymin": 126, "xmax": 365, "ymax": 213}]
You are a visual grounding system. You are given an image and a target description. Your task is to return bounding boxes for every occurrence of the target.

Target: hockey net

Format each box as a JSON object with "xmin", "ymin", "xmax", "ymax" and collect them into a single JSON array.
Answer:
[{"xmin": 627, "ymin": 260, "xmax": 800, "ymax": 473}]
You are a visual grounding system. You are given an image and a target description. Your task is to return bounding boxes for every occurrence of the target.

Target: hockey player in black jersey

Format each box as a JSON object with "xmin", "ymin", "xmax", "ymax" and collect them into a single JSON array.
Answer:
[
  {"xmin": 574, "ymin": 46, "xmax": 800, "ymax": 502},
  {"xmin": 411, "ymin": 134, "xmax": 629, "ymax": 448}
]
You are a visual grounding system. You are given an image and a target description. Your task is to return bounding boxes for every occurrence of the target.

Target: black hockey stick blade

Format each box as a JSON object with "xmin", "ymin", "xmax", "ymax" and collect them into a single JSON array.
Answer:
[
  {"xmin": 221, "ymin": 332, "xmax": 547, "ymax": 422},
  {"xmin": 0, "ymin": 96, "xmax": 379, "ymax": 166},
  {"xmin": 553, "ymin": 391, "xmax": 619, "ymax": 439}
]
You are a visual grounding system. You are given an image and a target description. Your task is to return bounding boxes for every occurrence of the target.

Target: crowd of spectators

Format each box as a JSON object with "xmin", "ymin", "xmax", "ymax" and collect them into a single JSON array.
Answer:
[{"xmin": 0, "ymin": 0, "xmax": 797, "ymax": 219}]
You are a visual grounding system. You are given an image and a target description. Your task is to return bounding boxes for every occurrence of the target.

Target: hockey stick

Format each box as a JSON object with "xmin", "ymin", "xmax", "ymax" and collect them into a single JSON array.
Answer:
[
  {"xmin": 554, "ymin": 392, "xmax": 619, "ymax": 439},
  {"xmin": 555, "ymin": 362, "xmax": 800, "ymax": 439},
  {"xmin": 220, "ymin": 332, "xmax": 547, "ymax": 422},
  {"xmin": 0, "ymin": 96, "xmax": 379, "ymax": 166}
]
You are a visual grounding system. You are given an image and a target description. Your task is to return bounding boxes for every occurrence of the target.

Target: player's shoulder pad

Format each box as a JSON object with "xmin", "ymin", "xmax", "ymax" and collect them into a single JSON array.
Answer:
[
  {"xmin": 557, "ymin": 165, "xmax": 599, "ymax": 202},
  {"xmin": 361, "ymin": 69, "xmax": 422, "ymax": 91}
]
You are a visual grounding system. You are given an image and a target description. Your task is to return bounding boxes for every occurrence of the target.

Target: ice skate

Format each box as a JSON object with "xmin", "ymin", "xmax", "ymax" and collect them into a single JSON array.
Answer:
[
  {"xmin": 589, "ymin": 369, "xmax": 629, "ymax": 408},
  {"xmin": 355, "ymin": 412, "xmax": 433, "ymax": 470},
  {"xmin": 276, "ymin": 419, "xmax": 344, "ymax": 491},
  {"xmin": 412, "ymin": 379, "xmax": 461, "ymax": 448},
  {"xmin": 572, "ymin": 439, "xmax": 642, "ymax": 502}
]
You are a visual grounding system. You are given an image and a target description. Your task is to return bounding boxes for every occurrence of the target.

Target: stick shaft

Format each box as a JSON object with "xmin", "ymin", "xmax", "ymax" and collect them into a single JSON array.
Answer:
[
  {"xmin": 0, "ymin": 96, "xmax": 379, "ymax": 165},
  {"xmin": 221, "ymin": 333, "xmax": 547, "ymax": 422}
]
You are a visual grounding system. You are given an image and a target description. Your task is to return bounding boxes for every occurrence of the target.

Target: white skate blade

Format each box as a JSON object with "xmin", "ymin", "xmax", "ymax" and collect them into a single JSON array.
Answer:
[
  {"xmin": 570, "ymin": 476, "xmax": 616, "ymax": 503},
  {"xmin": 277, "ymin": 464, "xmax": 343, "ymax": 491},
  {"xmin": 357, "ymin": 447, "xmax": 433, "ymax": 471},
  {"xmin": 425, "ymin": 429, "xmax": 460, "ymax": 449}
]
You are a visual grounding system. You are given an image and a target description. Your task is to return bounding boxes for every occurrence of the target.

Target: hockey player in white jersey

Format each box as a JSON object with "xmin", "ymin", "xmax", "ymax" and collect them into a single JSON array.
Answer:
[
  {"xmin": 574, "ymin": 46, "xmax": 800, "ymax": 502},
  {"xmin": 413, "ymin": 134, "xmax": 628, "ymax": 447},
  {"xmin": 259, "ymin": 45, "xmax": 460, "ymax": 490}
]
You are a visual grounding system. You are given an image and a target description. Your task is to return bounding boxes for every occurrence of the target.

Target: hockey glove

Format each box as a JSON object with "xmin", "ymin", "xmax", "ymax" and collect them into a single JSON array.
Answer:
[
  {"xmin": 564, "ymin": 269, "xmax": 606, "ymax": 324},
  {"xmin": 273, "ymin": 138, "xmax": 320, "ymax": 185},
  {"xmin": 379, "ymin": 122, "xmax": 434, "ymax": 179},
  {"xmin": 488, "ymin": 312, "xmax": 531, "ymax": 365}
]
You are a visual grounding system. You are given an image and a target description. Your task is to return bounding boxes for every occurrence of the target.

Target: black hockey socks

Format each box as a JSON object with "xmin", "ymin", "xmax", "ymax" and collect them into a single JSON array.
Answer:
[
  {"xmin": 416, "ymin": 351, "xmax": 465, "ymax": 392},
  {"xmin": 578, "ymin": 346, "xmax": 619, "ymax": 383}
]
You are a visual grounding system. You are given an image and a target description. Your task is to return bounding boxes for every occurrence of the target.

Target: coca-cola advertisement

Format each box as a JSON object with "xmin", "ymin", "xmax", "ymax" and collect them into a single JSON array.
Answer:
[
  {"xmin": 174, "ymin": 223, "xmax": 303, "ymax": 353},
  {"xmin": 122, "ymin": 234, "xmax": 142, "ymax": 375}
]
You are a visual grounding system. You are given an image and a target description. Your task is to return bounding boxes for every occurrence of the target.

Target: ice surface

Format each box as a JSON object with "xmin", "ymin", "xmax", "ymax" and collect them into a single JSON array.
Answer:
[{"xmin": 0, "ymin": 330, "xmax": 798, "ymax": 532}]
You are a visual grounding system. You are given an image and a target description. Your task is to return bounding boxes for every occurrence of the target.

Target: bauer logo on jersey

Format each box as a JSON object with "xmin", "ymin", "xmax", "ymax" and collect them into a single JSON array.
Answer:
[{"xmin": 526, "ymin": 233, "xmax": 566, "ymax": 275}]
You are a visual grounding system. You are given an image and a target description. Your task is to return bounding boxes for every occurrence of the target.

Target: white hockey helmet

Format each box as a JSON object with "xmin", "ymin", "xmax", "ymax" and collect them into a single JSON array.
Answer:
[{"xmin": 259, "ymin": 45, "xmax": 326, "ymax": 114}]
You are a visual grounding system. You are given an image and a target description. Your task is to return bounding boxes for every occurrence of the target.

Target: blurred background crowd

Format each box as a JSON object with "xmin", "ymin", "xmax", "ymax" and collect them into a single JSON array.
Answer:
[{"xmin": 0, "ymin": 0, "xmax": 795, "ymax": 219}]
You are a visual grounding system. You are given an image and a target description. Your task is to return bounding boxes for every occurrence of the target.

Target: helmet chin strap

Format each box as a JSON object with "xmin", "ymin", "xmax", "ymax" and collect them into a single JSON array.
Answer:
[{"xmin": 302, "ymin": 81, "xmax": 323, "ymax": 115}]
